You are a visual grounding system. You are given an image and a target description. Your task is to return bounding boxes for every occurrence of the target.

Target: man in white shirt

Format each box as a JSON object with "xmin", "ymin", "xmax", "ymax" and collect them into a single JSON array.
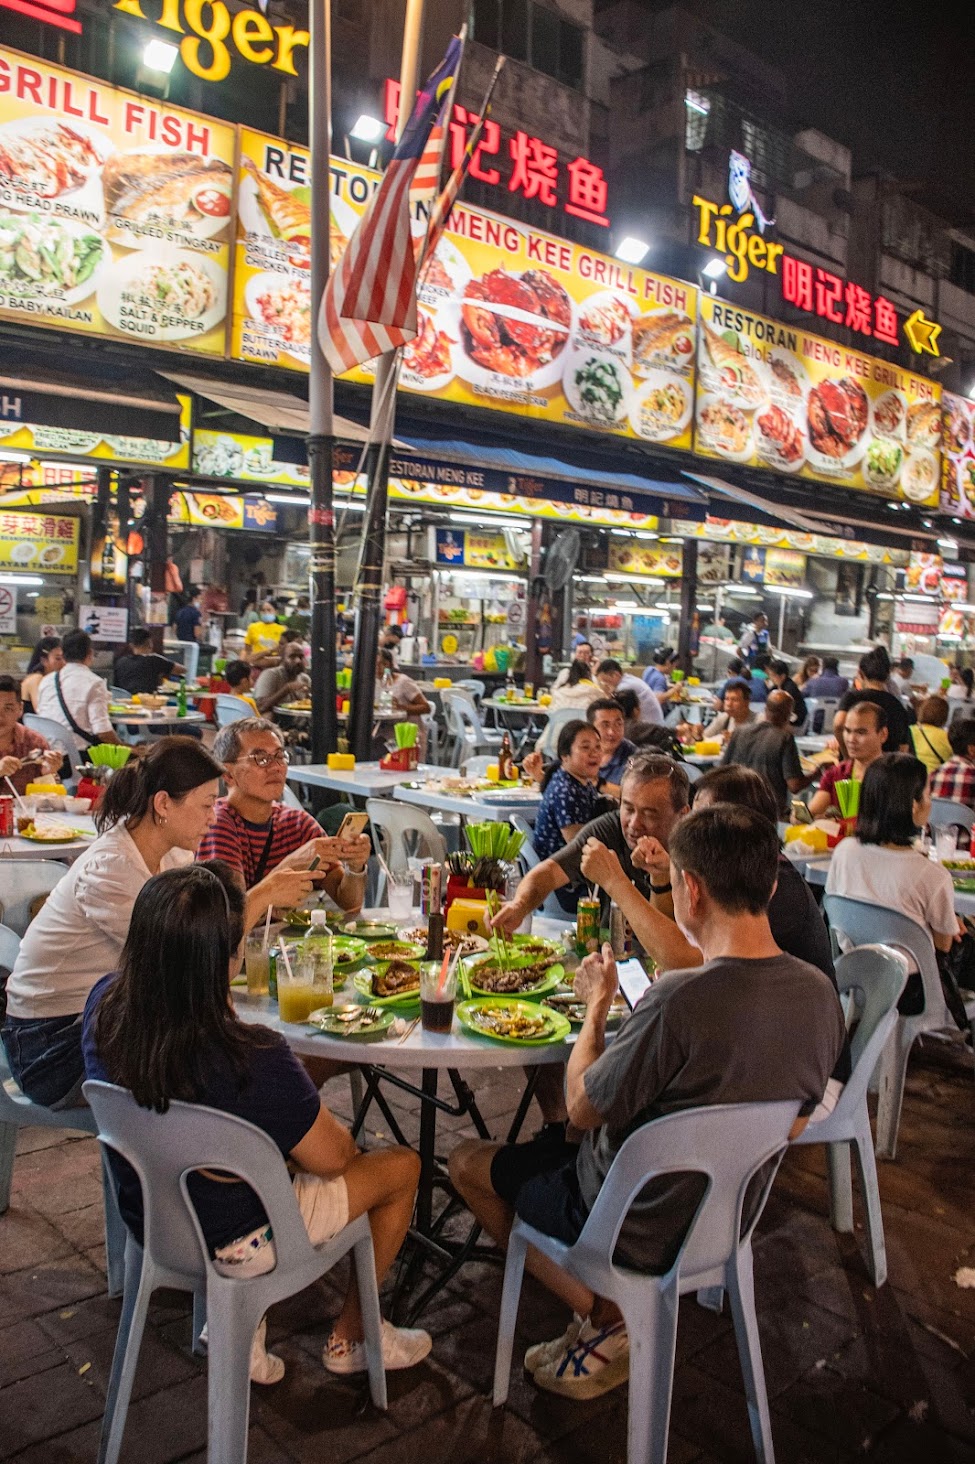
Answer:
[
  {"xmin": 595, "ymin": 659, "xmax": 663, "ymax": 725},
  {"xmin": 36, "ymin": 629, "xmax": 121, "ymax": 750}
]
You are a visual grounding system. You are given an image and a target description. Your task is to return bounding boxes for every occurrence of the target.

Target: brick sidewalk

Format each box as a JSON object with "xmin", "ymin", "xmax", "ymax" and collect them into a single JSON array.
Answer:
[{"xmin": 1, "ymin": 1035, "xmax": 974, "ymax": 1463}]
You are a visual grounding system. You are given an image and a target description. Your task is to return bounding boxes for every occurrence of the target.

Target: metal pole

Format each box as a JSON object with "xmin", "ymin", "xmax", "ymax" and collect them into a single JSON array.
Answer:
[
  {"xmin": 676, "ymin": 539, "xmax": 698, "ymax": 673},
  {"xmin": 307, "ymin": 0, "xmax": 338, "ymax": 761},
  {"xmin": 348, "ymin": 0, "xmax": 426, "ymax": 761}
]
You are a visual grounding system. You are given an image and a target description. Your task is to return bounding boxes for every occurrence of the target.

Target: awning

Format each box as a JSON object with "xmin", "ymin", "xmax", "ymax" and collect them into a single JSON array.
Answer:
[
  {"xmin": 682, "ymin": 473, "xmax": 823, "ymax": 534},
  {"xmin": 161, "ymin": 372, "xmax": 376, "ymax": 445},
  {"xmin": 0, "ymin": 352, "xmax": 182, "ymax": 441}
]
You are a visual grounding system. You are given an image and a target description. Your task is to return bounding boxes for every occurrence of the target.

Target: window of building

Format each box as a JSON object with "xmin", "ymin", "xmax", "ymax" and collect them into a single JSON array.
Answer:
[
  {"xmin": 950, "ymin": 241, "xmax": 975, "ymax": 297},
  {"xmin": 473, "ymin": 0, "xmax": 585, "ymax": 90}
]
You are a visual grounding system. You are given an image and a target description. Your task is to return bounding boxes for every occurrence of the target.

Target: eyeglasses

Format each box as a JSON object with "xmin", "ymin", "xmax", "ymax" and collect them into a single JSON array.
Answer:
[{"xmin": 237, "ymin": 750, "xmax": 291, "ymax": 769}]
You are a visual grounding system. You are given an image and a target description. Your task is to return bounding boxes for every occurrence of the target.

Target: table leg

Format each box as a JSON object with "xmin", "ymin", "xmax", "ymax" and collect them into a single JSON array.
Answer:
[{"xmin": 416, "ymin": 1068, "xmax": 438, "ymax": 1235}]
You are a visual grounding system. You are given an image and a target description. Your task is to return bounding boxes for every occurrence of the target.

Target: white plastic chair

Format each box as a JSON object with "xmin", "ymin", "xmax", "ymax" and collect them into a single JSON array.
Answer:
[
  {"xmin": 804, "ymin": 697, "xmax": 840, "ymax": 735},
  {"xmin": 0, "ymin": 860, "xmax": 66, "ymax": 935},
  {"xmin": 928, "ymin": 797, "xmax": 974, "ymax": 835},
  {"xmin": 23, "ymin": 713, "xmax": 81, "ymax": 782},
  {"xmin": 365, "ymin": 798, "xmax": 447, "ymax": 900},
  {"xmin": 280, "ymin": 784, "xmax": 304, "ymax": 811},
  {"xmin": 0, "ymin": 927, "xmax": 125, "ymax": 1293},
  {"xmin": 510, "ymin": 814, "xmax": 578, "ymax": 918},
  {"xmin": 533, "ymin": 706, "xmax": 584, "ymax": 759},
  {"xmin": 215, "ymin": 695, "xmax": 254, "ymax": 730},
  {"xmin": 493, "ymin": 1101, "xmax": 800, "ymax": 1464},
  {"xmin": 947, "ymin": 699, "xmax": 975, "ymax": 727},
  {"xmin": 461, "ymin": 755, "xmax": 497, "ymax": 778},
  {"xmin": 441, "ymin": 690, "xmax": 503, "ymax": 768},
  {"xmin": 794, "ymin": 946, "xmax": 907, "ymax": 1286},
  {"xmin": 455, "ymin": 678, "xmax": 486, "ymax": 705},
  {"xmin": 83, "ymin": 1080, "xmax": 386, "ymax": 1464},
  {"xmin": 683, "ymin": 762, "xmax": 704, "ymax": 784},
  {"xmin": 108, "ymin": 687, "xmax": 134, "ymax": 701},
  {"xmin": 823, "ymin": 895, "xmax": 975, "ymax": 1159}
]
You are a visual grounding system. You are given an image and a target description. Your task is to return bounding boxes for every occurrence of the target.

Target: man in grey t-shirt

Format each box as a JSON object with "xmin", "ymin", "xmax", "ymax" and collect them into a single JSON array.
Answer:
[
  {"xmin": 449, "ymin": 804, "xmax": 844, "ymax": 1400},
  {"xmin": 722, "ymin": 688, "xmax": 811, "ymax": 817}
]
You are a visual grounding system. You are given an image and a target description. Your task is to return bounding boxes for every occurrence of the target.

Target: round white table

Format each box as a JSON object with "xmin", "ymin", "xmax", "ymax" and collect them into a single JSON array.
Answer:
[{"xmin": 0, "ymin": 812, "xmax": 97, "ymax": 863}]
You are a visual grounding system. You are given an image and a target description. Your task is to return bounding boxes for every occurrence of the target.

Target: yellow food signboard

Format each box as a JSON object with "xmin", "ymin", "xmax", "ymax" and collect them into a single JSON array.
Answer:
[
  {"xmin": 694, "ymin": 296, "xmax": 941, "ymax": 506},
  {"xmin": 607, "ymin": 540, "xmax": 683, "ymax": 578},
  {"xmin": 0, "ymin": 508, "xmax": 79, "ymax": 575},
  {"xmin": 0, "ymin": 395, "xmax": 193, "ymax": 470},
  {"xmin": 232, "ymin": 128, "xmax": 697, "ymax": 449},
  {"xmin": 0, "ymin": 46, "xmax": 233, "ymax": 356}
]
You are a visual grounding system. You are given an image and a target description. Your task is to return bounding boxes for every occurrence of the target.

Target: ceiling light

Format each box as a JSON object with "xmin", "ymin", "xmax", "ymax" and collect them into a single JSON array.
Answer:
[
  {"xmin": 266, "ymin": 493, "xmax": 310, "ymax": 506},
  {"xmin": 615, "ymin": 236, "xmax": 650, "ymax": 265},
  {"xmin": 143, "ymin": 38, "xmax": 178, "ymax": 73},
  {"xmin": 938, "ymin": 537, "xmax": 959, "ymax": 554},
  {"xmin": 0, "ymin": 574, "xmax": 43, "ymax": 586},
  {"xmin": 702, "ymin": 257, "xmax": 727, "ymax": 280},
  {"xmin": 350, "ymin": 114, "xmax": 385, "ymax": 143},
  {"xmin": 449, "ymin": 512, "xmax": 531, "ymax": 529}
]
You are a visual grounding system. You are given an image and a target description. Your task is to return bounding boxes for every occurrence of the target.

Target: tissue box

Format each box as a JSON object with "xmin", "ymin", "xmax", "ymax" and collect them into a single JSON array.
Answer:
[
  {"xmin": 26, "ymin": 782, "xmax": 66, "ymax": 796},
  {"xmin": 379, "ymin": 747, "xmax": 418, "ymax": 771},
  {"xmin": 692, "ymin": 740, "xmax": 722, "ymax": 757},
  {"xmin": 446, "ymin": 897, "xmax": 491, "ymax": 938},
  {"xmin": 327, "ymin": 753, "xmax": 355, "ymax": 770}
]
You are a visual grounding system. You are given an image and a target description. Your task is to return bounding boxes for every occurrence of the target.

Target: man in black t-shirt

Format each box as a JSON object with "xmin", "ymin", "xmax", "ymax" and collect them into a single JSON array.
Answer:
[
  {"xmin": 113, "ymin": 629, "xmax": 181, "ymax": 694},
  {"xmin": 834, "ymin": 648, "xmax": 913, "ymax": 755}
]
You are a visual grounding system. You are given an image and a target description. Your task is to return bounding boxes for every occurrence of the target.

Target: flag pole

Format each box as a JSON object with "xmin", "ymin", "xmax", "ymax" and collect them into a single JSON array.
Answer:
[
  {"xmin": 347, "ymin": 0, "xmax": 427, "ymax": 763},
  {"xmin": 307, "ymin": 0, "xmax": 338, "ymax": 761}
]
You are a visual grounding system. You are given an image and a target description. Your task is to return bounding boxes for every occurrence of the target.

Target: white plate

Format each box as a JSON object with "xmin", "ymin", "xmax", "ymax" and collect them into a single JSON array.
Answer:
[
  {"xmin": 0, "ymin": 210, "xmax": 110, "ymax": 305},
  {"xmin": 630, "ymin": 306, "xmax": 695, "ymax": 378},
  {"xmin": 945, "ymin": 399, "xmax": 973, "ymax": 459},
  {"xmin": 766, "ymin": 346, "xmax": 810, "ymax": 406},
  {"xmin": 753, "ymin": 401, "xmax": 807, "ymax": 473},
  {"xmin": 193, "ymin": 434, "xmax": 244, "ymax": 478},
  {"xmin": 239, "ymin": 171, "xmax": 356, "ymax": 261},
  {"xmin": 628, "ymin": 370, "xmax": 692, "ymax": 442},
  {"xmin": 699, "ymin": 321, "xmax": 767, "ymax": 408},
  {"xmin": 97, "ymin": 250, "xmax": 226, "ymax": 342},
  {"xmin": 805, "ymin": 378, "xmax": 870, "ymax": 472},
  {"xmin": 900, "ymin": 447, "xmax": 939, "ymax": 503},
  {"xmin": 104, "ymin": 146, "xmax": 232, "ymax": 245},
  {"xmin": 563, "ymin": 346, "xmax": 632, "ymax": 426},
  {"xmin": 400, "ymin": 305, "xmax": 457, "ymax": 392},
  {"xmin": 695, "ymin": 393, "xmax": 755, "ymax": 463},
  {"xmin": 573, "ymin": 289, "xmax": 636, "ymax": 358},
  {"xmin": 448, "ymin": 270, "xmax": 574, "ymax": 393},
  {"xmin": 0, "ymin": 116, "xmax": 111, "ymax": 221},
  {"xmin": 861, "ymin": 437, "xmax": 904, "ymax": 490},
  {"xmin": 475, "ymin": 787, "xmax": 541, "ymax": 802},
  {"xmin": 418, "ymin": 237, "xmax": 472, "ymax": 305},
  {"xmin": 243, "ymin": 269, "xmax": 311, "ymax": 365},
  {"xmin": 871, "ymin": 389, "xmax": 908, "ymax": 442}
]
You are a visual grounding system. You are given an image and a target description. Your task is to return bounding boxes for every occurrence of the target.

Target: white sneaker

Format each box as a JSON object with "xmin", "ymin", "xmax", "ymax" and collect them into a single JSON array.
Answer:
[
  {"xmin": 532, "ymin": 1317, "xmax": 629, "ymax": 1400},
  {"xmin": 323, "ymin": 1318, "xmax": 432, "ymax": 1375},
  {"xmin": 524, "ymin": 1313, "xmax": 585, "ymax": 1374},
  {"xmin": 197, "ymin": 1317, "xmax": 285, "ymax": 1385}
]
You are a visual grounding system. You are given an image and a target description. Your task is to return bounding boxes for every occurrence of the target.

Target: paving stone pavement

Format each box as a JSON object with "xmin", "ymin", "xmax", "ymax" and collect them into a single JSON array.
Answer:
[{"xmin": 1, "ymin": 1033, "xmax": 974, "ymax": 1462}]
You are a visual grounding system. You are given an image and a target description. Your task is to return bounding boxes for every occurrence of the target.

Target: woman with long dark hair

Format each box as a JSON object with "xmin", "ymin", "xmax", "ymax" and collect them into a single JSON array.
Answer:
[
  {"xmin": 19, "ymin": 636, "xmax": 64, "ymax": 710},
  {"xmin": 550, "ymin": 659, "xmax": 600, "ymax": 712},
  {"xmin": 1, "ymin": 738, "xmax": 314, "ymax": 1109},
  {"xmin": 532, "ymin": 720, "xmax": 602, "ymax": 909},
  {"xmin": 83, "ymin": 862, "xmax": 430, "ymax": 1385}
]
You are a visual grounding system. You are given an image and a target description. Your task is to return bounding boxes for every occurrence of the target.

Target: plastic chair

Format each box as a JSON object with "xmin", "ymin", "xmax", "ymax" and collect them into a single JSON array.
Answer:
[
  {"xmin": 793, "ymin": 946, "xmax": 907, "ymax": 1286},
  {"xmin": 215, "ymin": 694, "xmax": 254, "ymax": 729},
  {"xmin": 804, "ymin": 697, "xmax": 840, "ymax": 735},
  {"xmin": 947, "ymin": 699, "xmax": 975, "ymax": 727},
  {"xmin": 461, "ymin": 755, "xmax": 497, "ymax": 778},
  {"xmin": 280, "ymin": 784, "xmax": 304, "ymax": 811},
  {"xmin": 108, "ymin": 687, "xmax": 134, "ymax": 701},
  {"xmin": 82, "ymin": 1081, "xmax": 386, "ymax": 1464},
  {"xmin": 493, "ymin": 1101, "xmax": 800, "ymax": 1464},
  {"xmin": 823, "ymin": 895, "xmax": 975, "ymax": 1159},
  {"xmin": 455, "ymin": 678, "xmax": 486, "ymax": 705},
  {"xmin": 23, "ymin": 713, "xmax": 81, "ymax": 782},
  {"xmin": 0, "ymin": 928, "xmax": 125, "ymax": 1294},
  {"xmin": 928, "ymin": 797, "xmax": 974, "ymax": 835},
  {"xmin": 509, "ymin": 814, "xmax": 575, "ymax": 918},
  {"xmin": 441, "ymin": 690, "xmax": 503, "ymax": 768},
  {"xmin": 365, "ymin": 799, "xmax": 447, "ymax": 900},
  {"xmin": 534, "ymin": 706, "xmax": 584, "ymax": 759},
  {"xmin": 683, "ymin": 762, "xmax": 704, "ymax": 783},
  {"xmin": 0, "ymin": 860, "xmax": 66, "ymax": 936}
]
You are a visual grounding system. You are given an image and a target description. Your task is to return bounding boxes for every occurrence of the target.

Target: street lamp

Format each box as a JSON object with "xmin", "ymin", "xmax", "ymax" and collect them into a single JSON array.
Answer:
[
  {"xmin": 350, "ymin": 114, "xmax": 385, "ymax": 143},
  {"xmin": 142, "ymin": 39, "xmax": 178, "ymax": 73},
  {"xmin": 615, "ymin": 236, "xmax": 650, "ymax": 266}
]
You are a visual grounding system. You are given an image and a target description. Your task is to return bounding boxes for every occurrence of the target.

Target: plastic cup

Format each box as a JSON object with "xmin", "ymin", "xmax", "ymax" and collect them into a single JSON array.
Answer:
[
  {"xmin": 420, "ymin": 962, "xmax": 457, "ymax": 1032},
  {"xmin": 387, "ymin": 873, "xmax": 414, "ymax": 921},
  {"xmin": 935, "ymin": 828, "xmax": 958, "ymax": 862},
  {"xmin": 276, "ymin": 950, "xmax": 318, "ymax": 1023},
  {"xmin": 244, "ymin": 935, "xmax": 271, "ymax": 996}
]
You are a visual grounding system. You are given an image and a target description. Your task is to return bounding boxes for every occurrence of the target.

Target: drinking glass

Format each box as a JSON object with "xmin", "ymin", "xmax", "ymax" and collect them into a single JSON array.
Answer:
[
  {"xmin": 935, "ymin": 828, "xmax": 958, "ymax": 862},
  {"xmin": 244, "ymin": 934, "xmax": 271, "ymax": 996},
  {"xmin": 276, "ymin": 948, "xmax": 317, "ymax": 1024},
  {"xmin": 387, "ymin": 872, "xmax": 414, "ymax": 921},
  {"xmin": 420, "ymin": 961, "xmax": 457, "ymax": 1032}
]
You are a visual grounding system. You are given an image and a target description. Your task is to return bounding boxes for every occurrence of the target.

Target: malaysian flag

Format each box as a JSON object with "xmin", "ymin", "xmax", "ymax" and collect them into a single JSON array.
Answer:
[
  {"xmin": 319, "ymin": 36, "xmax": 462, "ymax": 375},
  {"xmin": 419, "ymin": 55, "xmax": 505, "ymax": 270}
]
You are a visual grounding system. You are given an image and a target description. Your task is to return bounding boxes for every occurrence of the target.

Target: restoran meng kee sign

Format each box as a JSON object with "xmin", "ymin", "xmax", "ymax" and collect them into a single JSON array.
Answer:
[
  {"xmin": 233, "ymin": 129, "xmax": 697, "ymax": 449},
  {"xmin": 694, "ymin": 295, "xmax": 942, "ymax": 507}
]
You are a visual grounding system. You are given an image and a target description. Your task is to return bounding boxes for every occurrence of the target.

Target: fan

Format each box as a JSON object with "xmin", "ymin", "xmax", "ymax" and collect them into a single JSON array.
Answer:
[{"xmin": 541, "ymin": 528, "xmax": 581, "ymax": 593}]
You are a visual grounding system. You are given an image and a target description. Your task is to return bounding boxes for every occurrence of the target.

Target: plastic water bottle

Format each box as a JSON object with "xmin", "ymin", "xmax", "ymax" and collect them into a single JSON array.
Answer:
[
  {"xmin": 299, "ymin": 910, "xmax": 334, "ymax": 1009},
  {"xmin": 379, "ymin": 666, "xmax": 394, "ymax": 711},
  {"xmin": 176, "ymin": 677, "xmax": 188, "ymax": 718}
]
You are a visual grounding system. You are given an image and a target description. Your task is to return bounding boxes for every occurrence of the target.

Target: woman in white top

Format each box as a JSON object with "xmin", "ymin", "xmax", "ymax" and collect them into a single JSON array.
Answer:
[
  {"xmin": 550, "ymin": 659, "xmax": 602, "ymax": 712},
  {"xmin": 1, "ymin": 737, "xmax": 316, "ymax": 1109},
  {"xmin": 826, "ymin": 752, "xmax": 959, "ymax": 1012}
]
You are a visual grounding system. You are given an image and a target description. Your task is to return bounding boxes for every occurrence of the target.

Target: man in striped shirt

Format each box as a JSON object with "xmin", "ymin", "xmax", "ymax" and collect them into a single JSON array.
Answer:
[{"xmin": 198, "ymin": 719, "xmax": 369, "ymax": 917}]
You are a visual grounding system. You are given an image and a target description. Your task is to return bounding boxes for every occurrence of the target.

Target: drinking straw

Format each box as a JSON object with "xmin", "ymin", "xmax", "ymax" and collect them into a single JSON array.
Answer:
[
  {"xmin": 277, "ymin": 938, "xmax": 295, "ymax": 984},
  {"xmin": 261, "ymin": 903, "xmax": 273, "ymax": 953},
  {"xmin": 435, "ymin": 947, "xmax": 451, "ymax": 999},
  {"xmin": 4, "ymin": 777, "xmax": 27, "ymax": 814}
]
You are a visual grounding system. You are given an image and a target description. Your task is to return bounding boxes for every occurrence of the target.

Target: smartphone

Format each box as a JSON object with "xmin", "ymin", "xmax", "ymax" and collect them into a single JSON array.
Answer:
[
  {"xmin": 307, "ymin": 856, "xmax": 321, "ymax": 872},
  {"xmin": 336, "ymin": 811, "xmax": 369, "ymax": 841},
  {"xmin": 617, "ymin": 958, "xmax": 652, "ymax": 1011},
  {"xmin": 791, "ymin": 800, "xmax": 813, "ymax": 825}
]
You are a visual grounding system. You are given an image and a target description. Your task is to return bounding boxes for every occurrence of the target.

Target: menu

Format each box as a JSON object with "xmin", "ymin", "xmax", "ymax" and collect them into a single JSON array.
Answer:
[
  {"xmin": 232, "ymin": 129, "xmax": 697, "ymax": 448},
  {"xmin": 0, "ymin": 394, "xmax": 193, "ymax": 469},
  {"xmin": 693, "ymin": 296, "xmax": 942, "ymax": 506},
  {"xmin": 0, "ymin": 47, "xmax": 233, "ymax": 355},
  {"xmin": 0, "ymin": 508, "xmax": 79, "ymax": 575},
  {"xmin": 941, "ymin": 390, "xmax": 975, "ymax": 520},
  {"xmin": 607, "ymin": 540, "xmax": 682, "ymax": 578}
]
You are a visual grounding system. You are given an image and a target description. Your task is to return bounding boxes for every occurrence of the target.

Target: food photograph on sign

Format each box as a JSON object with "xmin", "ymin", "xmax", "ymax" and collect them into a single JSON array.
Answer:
[
  {"xmin": 0, "ymin": 47, "xmax": 233, "ymax": 355},
  {"xmin": 941, "ymin": 390, "xmax": 975, "ymax": 520},
  {"xmin": 694, "ymin": 296, "xmax": 942, "ymax": 504}
]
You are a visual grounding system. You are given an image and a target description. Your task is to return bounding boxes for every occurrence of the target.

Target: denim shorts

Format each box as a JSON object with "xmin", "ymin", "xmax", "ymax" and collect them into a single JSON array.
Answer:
[{"xmin": 1, "ymin": 1013, "xmax": 86, "ymax": 1109}]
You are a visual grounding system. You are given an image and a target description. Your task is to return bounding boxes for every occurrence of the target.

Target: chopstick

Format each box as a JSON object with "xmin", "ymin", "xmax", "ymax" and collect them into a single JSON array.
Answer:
[{"xmin": 397, "ymin": 1015, "xmax": 420, "ymax": 1044}]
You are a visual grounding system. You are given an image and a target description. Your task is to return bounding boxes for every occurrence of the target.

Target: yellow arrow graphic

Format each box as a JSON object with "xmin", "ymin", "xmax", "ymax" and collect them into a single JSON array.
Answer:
[{"xmin": 903, "ymin": 308, "xmax": 942, "ymax": 356}]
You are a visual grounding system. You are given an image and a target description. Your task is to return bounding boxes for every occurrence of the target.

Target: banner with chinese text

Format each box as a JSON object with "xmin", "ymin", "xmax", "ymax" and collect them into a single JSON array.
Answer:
[
  {"xmin": 694, "ymin": 296, "xmax": 942, "ymax": 505},
  {"xmin": 0, "ymin": 508, "xmax": 79, "ymax": 574},
  {"xmin": 0, "ymin": 46, "xmax": 233, "ymax": 356}
]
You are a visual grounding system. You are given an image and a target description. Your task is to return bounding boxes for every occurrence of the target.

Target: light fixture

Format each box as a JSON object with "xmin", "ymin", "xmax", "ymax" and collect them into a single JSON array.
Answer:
[
  {"xmin": 350, "ymin": 114, "xmax": 385, "ymax": 143},
  {"xmin": 701, "ymin": 257, "xmax": 727, "ymax": 280},
  {"xmin": 938, "ymin": 537, "xmax": 960, "ymax": 554},
  {"xmin": 696, "ymin": 604, "xmax": 714, "ymax": 612},
  {"xmin": 659, "ymin": 535, "xmax": 684, "ymax": 544},
  {"xmin": 449, "ymin": 512, "xmax": 532, "ymax": 529},
  {"xmin": 615, "ymin": 236, "xmax": 650, "ymax": 266},
  {"xmin": 0, "ymin": 448, "xmax": 31, "ymax": 463},
  {"xmin": 684, "ymin": 91, "xmax": 711, "ymax": 116},
  {"xmin": 769, "ymin": 586, "xmax": 813, "ymax": 599},
  {"xmin": 0, "ymin": 574, "xmax": 43, "ymax": 586},
  {"xmin": 143, "ymin": 38, "xmax": 178, "ymax": 73},
  {"xmin": 266, "ymin": 493, "xmax": 310, "ymax": 506}
]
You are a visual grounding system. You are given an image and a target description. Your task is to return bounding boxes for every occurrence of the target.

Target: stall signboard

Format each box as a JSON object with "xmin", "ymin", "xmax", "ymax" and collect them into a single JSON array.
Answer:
[
  {"xmin": 941, "ymin": 390, "xmax": 975, "ymax": 520},
  {"xmin": 901, "ymin": 554, "xmax": 943, "ymax": 595},
  {"xmin": 0, "ymin": 47, "xmax": 233, "ymax": 355},
  {"xmin": 434, "ymin": 528, "xmax": 518, "ymax": 570},
  {"xmin": 169, "ymin": 490, "xmax": 279, "ymax": 532},
  {"xmin": 940, "ymin": 562, "xmax": 968, "ymax": 603},
  {"xmin": 232, "ymin": 129, "xmax": 697, "ymax": 449},
  {"xmin": 607, "ymin": 540, "xmax": 683, "ymax": 578},
  {"xmin": 0, "ymin": 508, "xmax": 78, "ymax": 573},
  {"xmin": 0, "ymin": 395, "xmax": 193, "ymax": 470},
  {"xmin": 192, "ymin": 427, "xmax": 308, "ymax": 487},
  {"xmin": 765, "ymin": 548, "xmax": 806, "ymax": 588},
  {"xmin": 669, "ymin": 516, "xmax": 908, "ymax": 566},
  {"xmin": 80, "ymin": 603, "xmax": 128, "ymax": 641},
  {"xmin": 741, "ymin": 545, "xmax": 766, "ymax": 583},
  {"xmin": 693, "ymin": 296, "xmax": 942, "ymax": 506},
  {"xmin": 697, "ymin": 541, "xmax": 731, "ymax": 584}
]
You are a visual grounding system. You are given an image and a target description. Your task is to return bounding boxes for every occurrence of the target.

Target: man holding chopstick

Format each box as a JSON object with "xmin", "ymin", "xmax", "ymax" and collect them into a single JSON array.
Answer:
[{"xmin": 0, "ymin": 676, "xmax": 63, "ymax": 794}]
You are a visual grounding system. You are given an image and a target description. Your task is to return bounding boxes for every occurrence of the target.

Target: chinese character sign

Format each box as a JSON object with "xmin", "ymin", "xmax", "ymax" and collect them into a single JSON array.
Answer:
[
  {"xmin": 0, "ymin": 511, "xmax": 79, "ymax": 574},
  {"xmin": 695, "ymin": 295, "xmax": 942, "ymax": 506}
]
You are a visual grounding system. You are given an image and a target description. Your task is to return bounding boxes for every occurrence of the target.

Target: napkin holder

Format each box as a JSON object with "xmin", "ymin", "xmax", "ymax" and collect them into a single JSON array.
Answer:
[{"xmin": 379, "ymin": 746, "xmax": 418, "ymax": 771}]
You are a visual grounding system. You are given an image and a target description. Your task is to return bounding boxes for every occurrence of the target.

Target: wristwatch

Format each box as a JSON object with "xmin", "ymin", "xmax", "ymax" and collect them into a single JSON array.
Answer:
[{"xmin": 649, "ymin": 880, "xmax": 672, "ymax": 895}]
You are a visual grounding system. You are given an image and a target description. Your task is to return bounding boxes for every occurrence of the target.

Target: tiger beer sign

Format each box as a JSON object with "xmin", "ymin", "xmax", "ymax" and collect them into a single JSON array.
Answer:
[{"xmin": 114, "ymin": 0, "xmax": 309, "ymax": 82}]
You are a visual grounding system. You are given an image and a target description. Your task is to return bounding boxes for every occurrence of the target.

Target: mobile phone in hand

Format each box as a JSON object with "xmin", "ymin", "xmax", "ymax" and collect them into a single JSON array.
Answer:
[
  {"xmin": 617, "ymin": 958, "xmax": 652, "ymax": 1010},
  {"xmin": 336, "ymin": 811, "xmax": 369, "ymax": 840}
]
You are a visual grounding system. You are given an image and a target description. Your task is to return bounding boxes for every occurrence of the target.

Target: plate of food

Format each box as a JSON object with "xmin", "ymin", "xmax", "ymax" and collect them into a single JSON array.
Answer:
[
  {"xmin": 630, "ymin": 307, "xmax": 694, "ymax": 378},
  {"xmin": 956, "ymin": 458, "xmax": 975, "ymax": 515},
  {"xmin": 417, "ymin": 238, "xmax": 472, "ymax": 305},
  {"xmin": 98, "ymin": 250, "xmax": 226, "ymax": 342},
  {"xmin": 754, "ymin": 402, "xmax": 806, "ymax": 472},
  {"xmin": 449, "ymin": 266, "xmax": 573, "ymax": 392},
  {"xmin": 542, "ymin": 989, "xmax": 628, "ymax": 1027},
  {"xmin": 699, "ymin": 321, "xmax": 766, "ymax": 408},
  {"xmin": 945, "ymin": 397, "xmax": 972, "ymax": 458},
  {"xmin": 563, "ymin": 349, "xmax": 632, "ymax": 426},
  {"xmin": 0, "ymin": 117, "xmax": 110, "ymax": 219},
  {"xmin": 456, "ymin": 997, "xmax": 571, "ymax": 1046},
  {"xmin": 347, "ymin": 919, "xmax": 399, "ymax": 940},
  {"xmin": 900, "ymin": 447, "xmax": 939, "ymax": 503},
  {"xmin": 871, "ymin": 389, "xmax": 908, "ymax": 441},
  {"xmin": 766, "ymin": 347, "xmax": 809, "ymax": 406},
  {"xmin": 862, "ymin": 437, "xmax": 904, "ymax": 490},
  {"xmin": 462, "ymin": 954, "xmax": 565, "ymax": 999},
  {"xmin": 400, "ymin": 307, "xmax": 456, "ymax": 391},
  {"xmin": 354, "ymin": 961, "xmax": 422, "ymax": 1006},
  {"xmin": 906, "ymin": 399, "xmax": 942, "ymax": 452},
  {"xmin": 487, "ymin": 934, "xmax": 564, "ymax": 963},
  {"xmin": 364, "ymin": 940, "xmax": 427, "ymax": 963},
  {"xmin": 574, "ymin": 290, "xmax": 635, "ymax": 354},
  {"xmin": 805, "ymin": 377, "xmax": 870, "ymax": 471},
  {"xmin": 628, "ymin": 370, "xmax": 692, "ymax": 442},
  {"xmin": 401, "ymin": 926, "xmax": 488, "ymax": 955},
  {"xmin": 695, "ymin": 394, "xmax": 754, "ymax": 462},
  {"xmin": 103, "ymin": 149, "xmax": 233, "ymax": 244},
  {"xmin": 244, "ymin": 270, "xmax": 311, "ymax": 365},
  {"xmin": 0, "ymin": 212, "xmax": 109, "ymax": 306},
  {"xmin": 307, "ymin": 1003, "xmax": 394, "ymax": 1038},
  {"xmin": 17, "ymin": 823, "xmax": 90, "ymax": 844}
]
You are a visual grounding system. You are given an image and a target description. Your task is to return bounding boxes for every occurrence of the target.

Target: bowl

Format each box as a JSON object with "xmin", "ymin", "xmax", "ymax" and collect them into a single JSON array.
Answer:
[
  {"xmin": 137, "ymin": 694, "xmax": 167, "ymax": 711},
  {"xmin": 63, "ymin": 796, "xmax": 92, "ymax": 814}
]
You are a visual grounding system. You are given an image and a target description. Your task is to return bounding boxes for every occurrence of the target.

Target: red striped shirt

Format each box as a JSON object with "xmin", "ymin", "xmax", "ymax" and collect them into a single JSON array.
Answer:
[{"xmin": 196, "ymin": 799, "xmax": 322, "ymax": 888}]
